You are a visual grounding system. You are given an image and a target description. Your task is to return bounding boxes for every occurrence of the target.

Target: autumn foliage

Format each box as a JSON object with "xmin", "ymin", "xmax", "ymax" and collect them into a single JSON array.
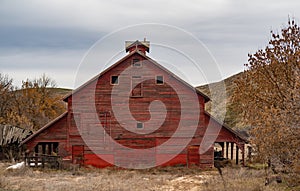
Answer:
[
  {"xmin": 234, "ymin": 19, "xmax": 300, "ymax": 178},
  {"xmin": 0, "ymin": 74, "xmax": 66, "ymax": 131}
]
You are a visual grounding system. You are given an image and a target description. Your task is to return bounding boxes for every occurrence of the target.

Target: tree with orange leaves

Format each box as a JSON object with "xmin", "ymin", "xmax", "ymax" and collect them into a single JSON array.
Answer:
[{"xmin": 234, "ymin": 19, "xmax": 300, "ymax": 182}]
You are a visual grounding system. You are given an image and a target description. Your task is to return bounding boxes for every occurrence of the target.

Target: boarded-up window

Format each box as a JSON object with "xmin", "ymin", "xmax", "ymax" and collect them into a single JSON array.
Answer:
[
  {"xmin": 132, "ymin": 59, "xmax": 141, "ymax": 67},
  {"xmin": 131, "ymin": 76, "xmax": 142, "ymax": 97}
]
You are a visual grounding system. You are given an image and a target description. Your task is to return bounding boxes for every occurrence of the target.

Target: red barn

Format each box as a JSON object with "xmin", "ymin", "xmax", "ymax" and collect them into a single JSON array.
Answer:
[{"xmin": 21, "ymin": 40, "xmax": 247, "ymax": 169}]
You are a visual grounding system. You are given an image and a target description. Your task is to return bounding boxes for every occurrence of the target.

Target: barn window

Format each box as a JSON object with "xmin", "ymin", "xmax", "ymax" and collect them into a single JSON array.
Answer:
[
  {"xmin": 137, "ymin": 122, "xmax": 143, "ymax": 129},
  {"xmin": 131, "ymin": 76, "xmax": 143, "ymax": 97},
  {"xmin": 156, "ymin": 75, "xmax": 164, "ymax": 84},
  {"xmin": 132, "ymin": 59, "xmax": 141, "ymax": 67},
  {"xmin": 111, "ymin": 76, "xmax": 119, "ymax": 85}
]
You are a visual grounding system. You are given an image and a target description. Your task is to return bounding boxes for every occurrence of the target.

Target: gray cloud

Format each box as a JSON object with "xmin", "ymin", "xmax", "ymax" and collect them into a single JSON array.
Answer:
[
  {"xmin": 1, "ymin": 0, "xmax": 300, "ymax": 88},
  {"xmin": 0, "ymin": 26, "xmax": 101, "ymax": 50}
]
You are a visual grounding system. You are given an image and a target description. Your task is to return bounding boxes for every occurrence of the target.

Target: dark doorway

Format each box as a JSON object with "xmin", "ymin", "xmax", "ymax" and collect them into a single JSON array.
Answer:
[{"xmin": 34, "ymin": 142, "xmax": 59, "ymax": 156}]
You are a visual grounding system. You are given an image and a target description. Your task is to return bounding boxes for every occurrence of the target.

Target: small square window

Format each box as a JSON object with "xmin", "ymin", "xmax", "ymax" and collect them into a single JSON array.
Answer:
[
  {"xmin": 156, "ymin": 76, "xmax": 164, "ymax": 84},
  {"xmin": 111, "ymin": 76, "xmax": 119, "ymax": 85},
  {"xmin": 137, "ymin": 122, "xmax": 143, "ymax": 129},
  {"xmin": 132, "ymin": 59, "xmax": 141, "ymax": 67}
]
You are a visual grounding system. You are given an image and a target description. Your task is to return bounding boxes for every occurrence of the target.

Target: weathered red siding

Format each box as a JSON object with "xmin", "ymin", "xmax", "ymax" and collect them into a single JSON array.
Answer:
[
  {"xmin": 25, "ymin": 114, "xmax": 68, "ymax": 157},
  {"xmin": 23, "ymin": 45, "xmax": 246, "ymax": 169}
]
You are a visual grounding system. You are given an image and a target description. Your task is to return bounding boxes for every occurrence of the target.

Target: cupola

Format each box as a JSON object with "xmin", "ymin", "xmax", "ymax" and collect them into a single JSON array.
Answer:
[{"xmin": 125, "ymin": 38, "xmax": 150, "ymax": 55}]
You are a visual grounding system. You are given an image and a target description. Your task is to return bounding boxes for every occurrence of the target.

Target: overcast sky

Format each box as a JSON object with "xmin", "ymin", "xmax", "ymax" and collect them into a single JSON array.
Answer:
[{"xmin": 1, "ymin": 0, "xmax": 299, "ymax": 89}]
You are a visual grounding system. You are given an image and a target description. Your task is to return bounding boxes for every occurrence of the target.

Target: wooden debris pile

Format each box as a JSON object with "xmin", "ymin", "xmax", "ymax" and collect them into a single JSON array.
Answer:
[{"xmin": 0, "ymin": 124, "xmax": 32, "ymax": 146}]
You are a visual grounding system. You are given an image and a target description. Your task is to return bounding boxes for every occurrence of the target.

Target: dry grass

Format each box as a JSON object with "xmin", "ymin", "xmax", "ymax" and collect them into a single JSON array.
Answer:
[
  {"xmin": 204, "ymin": 167, "xmax": 283, "ymax": 191},
  {"xmin": 0, "ymin": 163, "xmax": 296, "ymax": 191}
]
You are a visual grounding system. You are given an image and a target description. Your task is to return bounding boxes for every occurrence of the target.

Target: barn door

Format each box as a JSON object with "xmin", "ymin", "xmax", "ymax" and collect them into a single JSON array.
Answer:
[
  {"xmin": 187, "ymin": 145, "xmax": 200, "ymax": 167},
  {"xmin": 72, "ymin": 145, "xmax": 84, "ymax": 165}
]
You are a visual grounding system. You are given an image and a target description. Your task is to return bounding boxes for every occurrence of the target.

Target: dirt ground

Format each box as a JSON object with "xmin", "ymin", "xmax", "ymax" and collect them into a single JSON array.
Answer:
[{"xmin": 0, "ymin": 162, "xmax": 292, "ymax": 191}]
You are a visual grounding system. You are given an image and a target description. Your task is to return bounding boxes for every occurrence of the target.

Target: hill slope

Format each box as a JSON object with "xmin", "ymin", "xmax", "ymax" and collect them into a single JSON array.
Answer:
[
  {"xmin": 47, "ymin": 88, "xmax": 72, "ymax": 97},
  {"xmin": 197, "ymin": 72, "xmax": 245, "ymax": 129}
]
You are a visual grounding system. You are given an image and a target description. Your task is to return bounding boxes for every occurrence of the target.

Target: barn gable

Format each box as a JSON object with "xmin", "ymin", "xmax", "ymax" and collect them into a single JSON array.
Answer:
[{"xmin": 63, "ymin": 49, "xmax": 210, "ymax": 103}]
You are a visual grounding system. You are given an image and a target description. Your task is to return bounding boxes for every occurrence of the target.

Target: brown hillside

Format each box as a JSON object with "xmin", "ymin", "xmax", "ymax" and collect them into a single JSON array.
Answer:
[
  {"xmin": 48, "ymin": 88, "xmax": 72, "ymax": 98},
  {"xmin": 197, "ymin": 72, "xmax": 245, "ymax": 129}
]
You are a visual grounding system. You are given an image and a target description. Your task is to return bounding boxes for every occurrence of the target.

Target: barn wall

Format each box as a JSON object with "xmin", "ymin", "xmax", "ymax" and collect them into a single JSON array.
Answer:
[
  {"xmin": 84, "ymin": 154, "xmax": 114, "ymax": 168},
  {"xmin": 199, "ymin": 146, "xmax": 214, "ymax": 169},
  {"xmin": 158, "ymin": 154, "xmax": 187, "ymax": 167},
  {"xmin": 64, "ymin": 52, "xmax": 209, "ymax": 168}
]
